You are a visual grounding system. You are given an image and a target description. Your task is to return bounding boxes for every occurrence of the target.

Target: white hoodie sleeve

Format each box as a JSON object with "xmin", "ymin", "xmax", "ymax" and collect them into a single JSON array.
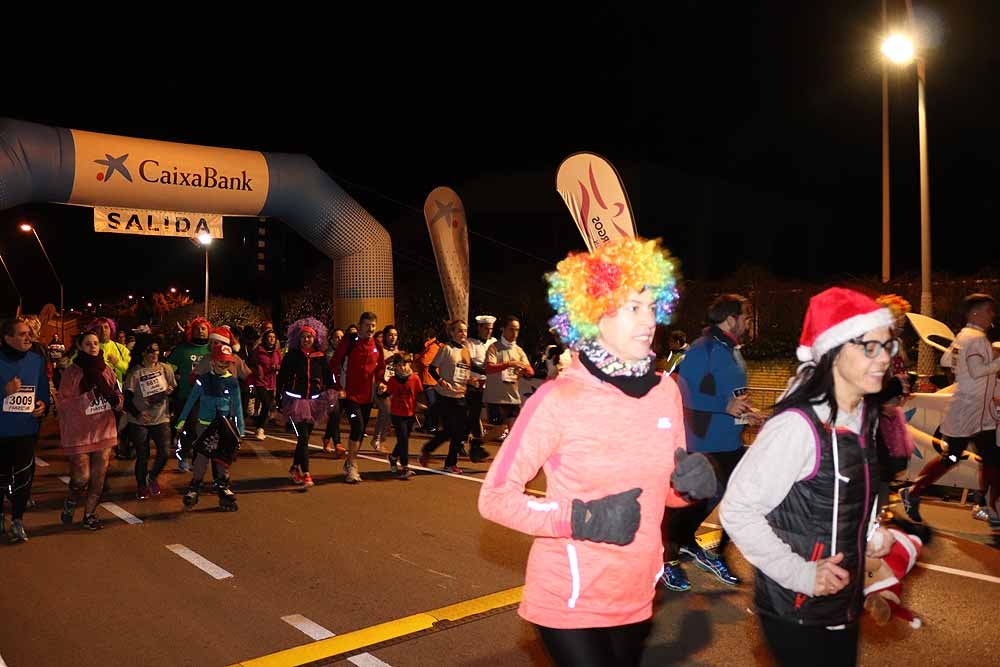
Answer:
[{"xmin": 720, "ymin": 411, "xmax": 820, "ymax": 596}]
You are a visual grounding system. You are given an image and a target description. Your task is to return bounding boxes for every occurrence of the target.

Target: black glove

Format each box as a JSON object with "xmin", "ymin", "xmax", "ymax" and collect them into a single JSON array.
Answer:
[
  {"xmin": 571, "ymin": 488, "xmax": 642, "ymax": 546},
  {"xmin": 671, "ymin": 449, "xmax": 718, "ymax": 500}
]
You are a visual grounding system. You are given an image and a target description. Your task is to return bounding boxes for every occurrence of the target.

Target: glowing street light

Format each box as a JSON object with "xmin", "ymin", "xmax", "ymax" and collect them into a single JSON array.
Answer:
[
  {"xmin": 19, "ymin": 222, "xmax": 64, "ymax": 340},
  {"xmin": 195, "ymin": 234, "xmax": 213, "ymax": 318},
  {"xmin": 881, "ymin": 33, "xmax": 915, "ymax": 64},
  {"xmin": 169, "ymin": 287, "xmax": 178, "ymax": 294}
]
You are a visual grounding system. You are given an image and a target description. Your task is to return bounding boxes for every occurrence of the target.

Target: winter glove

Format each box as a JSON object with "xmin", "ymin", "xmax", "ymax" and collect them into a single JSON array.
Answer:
[
  {"xmin": 671, "ymin": 449, "xmax": 718, "ymax": 500},
  {"xmin": 570, "ymin": 488, "xmax": 642, "ymax": 546}
]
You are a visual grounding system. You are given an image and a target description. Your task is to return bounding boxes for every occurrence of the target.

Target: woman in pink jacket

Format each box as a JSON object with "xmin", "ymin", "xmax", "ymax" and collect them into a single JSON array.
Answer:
[
  {"xmin": 478, "ymin": 238, "xmax": 718, "ymax": 666},
  {"xmin": 58, "ymin": 330, "xmax": 125, "ymax": 530}
]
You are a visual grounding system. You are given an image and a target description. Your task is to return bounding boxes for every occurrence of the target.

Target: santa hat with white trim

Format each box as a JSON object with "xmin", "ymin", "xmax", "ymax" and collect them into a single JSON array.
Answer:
[{"xmin": 796, "ymin": 287, "xmax": 894, "ymax": 363}]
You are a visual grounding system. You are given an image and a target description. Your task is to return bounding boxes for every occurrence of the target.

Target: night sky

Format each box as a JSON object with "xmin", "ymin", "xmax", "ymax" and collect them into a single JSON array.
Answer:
[{"xmin": 2, "ymin": 2, "xmax": 999, "ymax": 316}]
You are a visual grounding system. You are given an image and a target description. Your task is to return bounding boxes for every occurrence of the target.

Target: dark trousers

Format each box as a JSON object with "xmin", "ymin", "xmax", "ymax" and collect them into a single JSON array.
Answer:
[
  {"xmin": 291, "ymin": 420, "xmax": 314, "ymax": 472},
  {"xmin": 0, "ymin": 435, "xmax": 35, "ymax": 520},
  {"xmin": 911, "ymin": 429, "xmax": 999, "ymax": 497},
  {"xmin": 466, "ymin": 387, "xmax": 484, "ymax": 443},
  {"xmin": 323, "ymin": 399, "xmax": 342, "ymax": 444},
  {"xmin": 130, "ymin": 422, "xmax": 171, "ymax": 485},
  {"xmin": 759, "ymin": 615, "xmax": 858, "ymax": 667},
  {"xmin": 666, "ymin": 447, "xmax": 745, "ymax": 560},
  {"xmin": 422, "ymin": 395, "xmax": 467, "ymax": 467},
  {"xmin": 535, "ymin": 621, "xmax": 651, "ymax": 667},
  {"xmin": 172, "ymin": 394, "xmax": 197, "ymax": 461},
  {"xmin": 256, "ymin": 389, "xmax": 275, "ymax": 429},
  {"xmin": 343, "ymin": 401, "xmax": 373, "ymax": 442},
  {"xmin": 391, "ymin": 415, "xmax": 414, "ymax": 467},
  {"xmin": 422, "ymin": 387, "xmax": 440, "ymax": 430}
]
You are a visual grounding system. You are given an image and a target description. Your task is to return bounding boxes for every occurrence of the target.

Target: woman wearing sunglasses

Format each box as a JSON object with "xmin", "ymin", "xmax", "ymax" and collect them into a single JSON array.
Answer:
[{"xmin": 721, "ymin": 287, "xmax": 898, "ymax": 666}]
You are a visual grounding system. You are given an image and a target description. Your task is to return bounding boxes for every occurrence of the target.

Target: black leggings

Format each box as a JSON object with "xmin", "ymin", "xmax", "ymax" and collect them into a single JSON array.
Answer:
[
  {"xmin": 256, "ymin": 389, "xmax": 275, "ymax": 428},
  {"xmin": 291, "ymin": 420, "xmax": 314, "ymax": 472},
  {"xmin": 666, "ymin": 447, "xmax": 745, "ymax": 560},
  {"xmin": 391, "ymin": 415, "xmax": 414, "ymax": 467},
  {"xmin": 129, "ymin": 422, "xmax": 171, "ymax": 485},
  {"xmin": 343, "ymin": 400, "xmax": 372, "ymax": 442},
  {"xmin": 0, "ymin": 435, "xmax": 36, "ymax": 520},
  {"xmin": 535, "ymin": 621, "xmax": 650, "ymax": 667},
  {"xmin": 323, "ymin": 400, "xmax": 342, "ymax": 444},
  {"xmin": 759, "ymin": 615, "xmax": 858, "ymax": 667},
  {"xmin": 422, "ymin": 395, "xmax": 467, "ymax": 467}
]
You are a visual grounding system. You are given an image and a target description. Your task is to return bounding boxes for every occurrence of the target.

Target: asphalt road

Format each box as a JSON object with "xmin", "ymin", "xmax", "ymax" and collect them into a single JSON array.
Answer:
[{"xmin": 3, "ymin": 419, "xmax": 999, "ymax": 667}]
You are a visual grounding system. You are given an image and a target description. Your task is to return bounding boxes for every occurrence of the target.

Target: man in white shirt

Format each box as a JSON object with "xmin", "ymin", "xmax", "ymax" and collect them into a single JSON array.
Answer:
[
  {"xmin": 900, "ymin": 293, "xmax": 1000, "ymax": 523},
  {"xmin": 464, "ymin": 315, "xmax": 496, "ymax": 462}
]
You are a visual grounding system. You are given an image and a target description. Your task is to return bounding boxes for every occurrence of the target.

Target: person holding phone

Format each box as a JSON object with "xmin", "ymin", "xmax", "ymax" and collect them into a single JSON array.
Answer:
[{"xmin": 665, "ymin": 294, "xmax": 763, "ymax": 591}]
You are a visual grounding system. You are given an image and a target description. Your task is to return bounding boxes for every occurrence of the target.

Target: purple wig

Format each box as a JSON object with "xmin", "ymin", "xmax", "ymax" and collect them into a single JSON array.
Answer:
[{"xmin": 286, "ymin": 317, "xmax": 327, "ymax": 351}]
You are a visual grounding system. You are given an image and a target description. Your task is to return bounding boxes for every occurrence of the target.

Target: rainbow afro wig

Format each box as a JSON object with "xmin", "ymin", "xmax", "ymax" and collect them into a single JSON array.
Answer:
[{"xmin": 546, "ymin": 237, "xmax": 680, "ymax": 348}]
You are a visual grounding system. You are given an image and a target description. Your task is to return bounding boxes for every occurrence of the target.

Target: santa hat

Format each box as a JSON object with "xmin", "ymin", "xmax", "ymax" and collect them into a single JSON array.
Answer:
[
  {"xmin": 211, "ymin": 344, "xmax": 236, "ymax": 362},
  {"xmin": 796, "ymin": 288, "xmax": 893, "ymax": 363},
  {"xmin": 210, "ymin": 325, "xmax": 235, "ymax": 345}
]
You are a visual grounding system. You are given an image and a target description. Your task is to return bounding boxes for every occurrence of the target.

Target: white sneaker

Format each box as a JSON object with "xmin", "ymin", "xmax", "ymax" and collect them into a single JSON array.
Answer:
[
  {"xmin": 345, "ymin": 463, "xmax": 362, "ymax": 484},
  {"xmin": 255, "ymin": 427, "xmax": 265, "ymax": 441},
  {"xmin": 372, "ymin": 438, "xmax": 382, "ymax": 452},
  {"xmin": 973, "ymin": 505, "xmax": 991, "ymax": 521}
]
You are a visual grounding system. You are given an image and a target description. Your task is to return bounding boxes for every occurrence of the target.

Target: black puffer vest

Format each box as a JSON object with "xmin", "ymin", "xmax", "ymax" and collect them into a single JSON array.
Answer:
[{"xmin": 754, "ymin": 405, "xmax": 877, "ymax": 626}]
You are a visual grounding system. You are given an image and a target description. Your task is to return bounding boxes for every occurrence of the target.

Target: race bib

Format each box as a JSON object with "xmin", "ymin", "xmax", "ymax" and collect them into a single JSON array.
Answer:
[
  {"xmin": 384, "ymin": 363, "xmax": 395, "ymax": 382},
  {"xmin": 453, "ymin": 363, "xmax": 471, "ymax": 388},
  {"xmin": 139, "ymin": 370, "xmax": 169, "ymax": 398},
  {"xmin": 3, "ymin": 385, "xmax": 36, "ymax": 413},
  {"xmin": 85, "ymin": 395, "xmax": 112, "ymax": 416},
  {"xmin": 502, "ymin": 367, "xmax": 519, "ymax": 383}
]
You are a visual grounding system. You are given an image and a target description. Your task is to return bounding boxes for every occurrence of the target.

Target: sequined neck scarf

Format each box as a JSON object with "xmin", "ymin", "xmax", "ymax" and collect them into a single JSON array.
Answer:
[{"xmin": 578, "ymin": 339, "xmax": 654, "ymax": 377}]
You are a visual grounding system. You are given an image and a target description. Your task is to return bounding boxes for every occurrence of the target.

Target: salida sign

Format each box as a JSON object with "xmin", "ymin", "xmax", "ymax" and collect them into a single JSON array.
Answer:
[{"xmin": 93, "ymin": 207, "xmax": 223, "ymax": 239}]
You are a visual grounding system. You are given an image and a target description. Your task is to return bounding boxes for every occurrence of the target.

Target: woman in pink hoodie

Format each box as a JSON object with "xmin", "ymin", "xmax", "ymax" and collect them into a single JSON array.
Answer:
[
  {"xmin": 478, "ymin": 238, "xmax": 718, "ymax": 666},
  {"xmin": 58, "ymin": 330, "xmax": 125, "ymax": 530}
]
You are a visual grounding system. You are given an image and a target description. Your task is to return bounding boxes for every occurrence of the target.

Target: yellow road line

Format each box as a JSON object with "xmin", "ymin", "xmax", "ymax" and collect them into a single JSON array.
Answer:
[{"xmin": 228, "ymin": 586, "xmax": 524, "ymax": 667}]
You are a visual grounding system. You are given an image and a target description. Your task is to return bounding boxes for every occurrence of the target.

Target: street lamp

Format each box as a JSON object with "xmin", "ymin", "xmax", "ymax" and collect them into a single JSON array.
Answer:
[
  {"xmin": 19, "ymin": 223, "xmax": 64, "ymax": 341},
  {"xmin": 881, "ymin": 21, "xmax": 934, "ymax": 382},
  {"xmin": 0, "ymin": 249, "xmax": 22, "ymax": 316},
  {"xmin": 197, "ymin": 233, "xmax": 213, "ymax": 319}
]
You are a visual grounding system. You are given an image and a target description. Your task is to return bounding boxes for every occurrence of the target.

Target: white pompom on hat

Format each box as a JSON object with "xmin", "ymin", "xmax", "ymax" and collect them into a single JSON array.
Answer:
[{"xmin": 796, "ymin": 287, "xmax": 894, "ymax": 363}]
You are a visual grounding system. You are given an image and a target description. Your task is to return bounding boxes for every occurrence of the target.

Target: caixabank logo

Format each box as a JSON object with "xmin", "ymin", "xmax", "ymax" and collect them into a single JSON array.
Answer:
[
  {"xmin": 94, "ymin": 153, "xmax": 133, "ymax": 183},
  {"xmin": 92, "ymin": 152, "xmax": 254, "ymax": 191}
]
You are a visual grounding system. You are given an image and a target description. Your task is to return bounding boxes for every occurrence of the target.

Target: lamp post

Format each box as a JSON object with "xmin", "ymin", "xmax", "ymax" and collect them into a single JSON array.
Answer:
[
  {"xmin": 19, "ymin": 223, "xmax": 64, "ymax": 341},
  {"xmin": 881, "ymin": 23, "xmax": 934, "ymax": 382},
  {"xmin": 197, "ymin": 233, "xmax": 213, "ymax": 319},
  {"xmin": 880, "ymin": 0, "xmax": 891, "ymax": 284},
  {"xmin": 0, "ymin": 250, "xmax": 22, "ymax": 317}
]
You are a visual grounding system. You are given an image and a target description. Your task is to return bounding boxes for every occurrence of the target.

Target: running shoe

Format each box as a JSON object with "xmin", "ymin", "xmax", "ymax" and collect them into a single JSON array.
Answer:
[
  {"xmin": 60, "ymin": 498, "xmax": 78, "ymax": 525},
  {"xmin": 136, "ymin": 485, "xmax": 150, "ymax": 500},
  {"xmin": 418, "ymin": 449, "xmax": 431, "ymax": 468},
  {"xmin": 442, "ymin": 465, "xmax": 464, "ymax": 475},
  {"xmin": 148, "ymin": 475, "xmax": 162, "ymax": 497},
  {"xmin": 289, "ymin": 465, "xmax": 304, "ymax": 485},
  {"xmin": 255, "ymin": 428, "xmax": 266, "ymax": 441},
  {"xmin": 660, "ymin": 562, "xmax": 690, "ymax": 591},
  {"xmin": 399, "ymin": 467, "xmax": 415, "ymax": 480},
  {"xmin": 322, "ymin": 437, "xmax": 333, "ymax": 452},
  {"xmin": 388, "ymin": 455, "xmax": 399, "ymax": 474},
  {"xmin": 302, "ymin": 472, "xmax": 315, "ymax": 488},
  {"xmin": 9, "ymin": 519, "xmax": 27, "ymax": 543},
  {"xmin": 972, "ymin": 505, "xmax": 991, "ymax": 522},
  {"xmin": 899, "ymin": 487, "xmax": 924, "ymax": 523},
  {"xmin": 372, "ymin": 437, "xmax": 383, "ymax": 452},
  {"xmin": 333, "ymin": 444, "xmax": 347, "ymax": 459},
  {"xmin": 469, "ymin": 447, "xmax": 491, "ymax": 463},
  {"xmin": 680, "ymin": 544, "xmax": 740, "ymax": 585},
  {"xmin": 82, "ymin": 513, "xmax": 102, "ymax": 531},
  {"xmin": 345, "ymin": 463, "xmax": 362, "ymax": 484}
]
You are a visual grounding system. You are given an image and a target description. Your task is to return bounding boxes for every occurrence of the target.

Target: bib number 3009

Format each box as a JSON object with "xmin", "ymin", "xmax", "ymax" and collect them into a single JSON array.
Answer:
[{"xmin": 3, "ymin": 386, "xmax": 36, "ymax": 413}]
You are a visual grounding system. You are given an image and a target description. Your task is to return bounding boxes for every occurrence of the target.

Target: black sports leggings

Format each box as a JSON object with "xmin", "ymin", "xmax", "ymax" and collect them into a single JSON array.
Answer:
[
  {"xmin": 129, "ymin": 422, "xmax": 171, "ymax": 485},
  {"xmin": 291, "ymin": 420, "xmax": 314, "ymax": 472},
  {"xmin": 759, "ymin": 615, "xmax": 858, "ymax": 666},
  {"xmin": 0, "ymin": 435, "xmax": 35, "ymax": 520},
  {"xmin": 343, "ymin": 401, "xmax": 372, "ymax": 442},
  {"xmin": 535, "ymin": 621, "xmax": 650, "ymax": 667}
]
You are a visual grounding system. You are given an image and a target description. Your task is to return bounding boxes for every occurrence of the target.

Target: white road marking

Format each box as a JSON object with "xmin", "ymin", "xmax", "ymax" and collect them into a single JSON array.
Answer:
[
  {"xmin": 166, "ymin": 544, "xmax": 234, "ymax": 579},
  {"xmin": 0, "ymin": 651, "xmax": 8, "ymax": 666},
  {"xmin": 245, "ymin": 440, "xmax": 279, "ymax": 463},
  {"xmin": 281, "ymin": 614, "xmax": 335, "ymax": 640},
  {"xmin": 917, "ymin": 562, "xmax": 1000, "ymax": 584},
  {"xmin": 34, "ymin": 457, "xmax": 48, "ymax": 467},
  {"xmin": 58, "ymin": 475, "xmax": 70, "ymax": 484},
  {"xmin": 100, "ymin": 502, "xmax": 143, "ymax": 524},
  {"xmin": 281, "ymin": 614, "xmax": 394, "ymax": 666}
]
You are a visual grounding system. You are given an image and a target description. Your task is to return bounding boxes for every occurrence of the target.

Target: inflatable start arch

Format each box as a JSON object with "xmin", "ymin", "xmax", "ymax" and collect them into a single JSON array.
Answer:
[{"xmin": 0, "ymin": 118, "xmax": 393, "ymax": 326}]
